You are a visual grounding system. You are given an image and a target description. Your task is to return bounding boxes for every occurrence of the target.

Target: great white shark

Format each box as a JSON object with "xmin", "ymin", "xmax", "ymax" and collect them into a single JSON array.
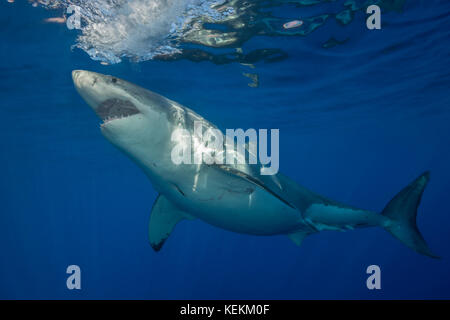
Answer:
[{"xmin": 72, "ymin": 70, "xmax": 438, "ymax": 258}]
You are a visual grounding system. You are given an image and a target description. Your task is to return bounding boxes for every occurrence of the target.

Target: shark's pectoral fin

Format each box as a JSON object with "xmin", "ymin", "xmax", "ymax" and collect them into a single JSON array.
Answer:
[
  {"xmin": 149, "ymin": 194, "xmax": 192, "ymax": 252},
  {"xmin": 287, "ymin": 231, "xmax": 309, "ymax": 247}
]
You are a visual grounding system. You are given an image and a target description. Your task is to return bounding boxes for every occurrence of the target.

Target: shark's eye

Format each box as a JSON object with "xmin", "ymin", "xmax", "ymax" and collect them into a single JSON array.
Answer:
[{"xmin": 111, "ymin": 78, "xmax": 117, "ymax": 83}]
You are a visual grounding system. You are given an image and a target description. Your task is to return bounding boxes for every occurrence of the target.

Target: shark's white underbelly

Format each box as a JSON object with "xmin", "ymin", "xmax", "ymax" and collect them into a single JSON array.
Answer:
[{"xmin": 157, "ymin": 166, "xmax": 307, "ymax": 235}]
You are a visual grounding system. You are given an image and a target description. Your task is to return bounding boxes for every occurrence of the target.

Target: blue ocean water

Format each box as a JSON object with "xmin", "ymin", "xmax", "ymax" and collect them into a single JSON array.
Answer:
[{"xmin": 0, "ymin": 0, "xmax": 449, "ymax": 299}]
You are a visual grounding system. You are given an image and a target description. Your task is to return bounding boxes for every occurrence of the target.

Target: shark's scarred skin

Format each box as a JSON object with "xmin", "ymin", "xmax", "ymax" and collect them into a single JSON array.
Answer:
[{"xmin": 72, "ymin": 70, "xmax": 438, "ymax": 258}]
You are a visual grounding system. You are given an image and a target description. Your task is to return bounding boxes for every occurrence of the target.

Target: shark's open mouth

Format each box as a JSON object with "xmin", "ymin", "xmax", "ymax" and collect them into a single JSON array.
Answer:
[{"xmin": 97, "ymin": 98, "xmax": 140, "ymax": 126}]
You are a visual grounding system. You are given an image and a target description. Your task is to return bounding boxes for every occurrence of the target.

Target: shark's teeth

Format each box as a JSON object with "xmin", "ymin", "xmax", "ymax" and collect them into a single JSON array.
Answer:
[{"xmin": 100, "ymin": 113, "xmax": 133, "ymax": 128}]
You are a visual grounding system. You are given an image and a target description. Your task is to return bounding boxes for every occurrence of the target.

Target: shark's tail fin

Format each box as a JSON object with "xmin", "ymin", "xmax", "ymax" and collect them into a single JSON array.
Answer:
[{"xmin": 381, "ymin": 171, "xmax": 439, "ymax": 258}]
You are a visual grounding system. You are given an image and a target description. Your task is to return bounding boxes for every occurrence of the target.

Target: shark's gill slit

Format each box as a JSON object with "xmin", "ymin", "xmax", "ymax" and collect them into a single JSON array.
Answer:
[{"xmin": 173, "ymin": 184, "xmax": 186, "ymax": 197}]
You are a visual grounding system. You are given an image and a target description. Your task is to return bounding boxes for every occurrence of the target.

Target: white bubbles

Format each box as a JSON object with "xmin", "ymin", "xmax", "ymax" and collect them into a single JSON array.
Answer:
[{"xmin": 36, "ymin": 0, "xmax": 229, "ymax": 63}]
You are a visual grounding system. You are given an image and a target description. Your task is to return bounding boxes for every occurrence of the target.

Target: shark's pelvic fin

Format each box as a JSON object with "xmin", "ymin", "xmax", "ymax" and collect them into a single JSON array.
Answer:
[
  {"xmin": 149, "ymin": 194, "xmax": 192, "ymax": 251},
  {"xmin": 288, "ymin": 231, "xmax": 309, "ymax": 247},
  {"xmin": 381, "ymin": 171, "xmax": 439, "ymax": 259}
]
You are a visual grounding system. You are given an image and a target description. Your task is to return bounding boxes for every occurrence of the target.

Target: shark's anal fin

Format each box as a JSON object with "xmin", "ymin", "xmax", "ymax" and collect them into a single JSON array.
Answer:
[
  {"xmin": 149, "ymin": 194, "xmax": 191, "ymax": 252},
  {"xmin": 288, "ymin": 231, "xmax": 309, "ymax": 247}
]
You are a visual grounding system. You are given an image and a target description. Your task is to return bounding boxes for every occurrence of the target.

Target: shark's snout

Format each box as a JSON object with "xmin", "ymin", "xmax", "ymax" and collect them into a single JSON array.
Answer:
[
  {"xmin": 72, "ymin": 70, "xmax": 99, "ymax": 91},
  {"xmin": 72, "ymin": 70, "xmax": 104, "ymax": 114},
  {"xmin": 71, "ymin": 70, "xmax": 81, "ymax": 83}
]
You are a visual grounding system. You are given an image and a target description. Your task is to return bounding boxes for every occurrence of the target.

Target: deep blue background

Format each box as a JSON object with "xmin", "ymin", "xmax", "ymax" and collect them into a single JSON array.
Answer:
[{"xmin": 0, "ymin": 0, "xmax": 449, "ymax": 299}]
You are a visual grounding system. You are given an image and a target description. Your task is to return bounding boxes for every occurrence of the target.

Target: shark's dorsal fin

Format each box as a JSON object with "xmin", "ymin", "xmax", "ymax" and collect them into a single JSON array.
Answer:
[{"xmin": 149, "ymin": 194, "xmax": 192, "ymax": 251}]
